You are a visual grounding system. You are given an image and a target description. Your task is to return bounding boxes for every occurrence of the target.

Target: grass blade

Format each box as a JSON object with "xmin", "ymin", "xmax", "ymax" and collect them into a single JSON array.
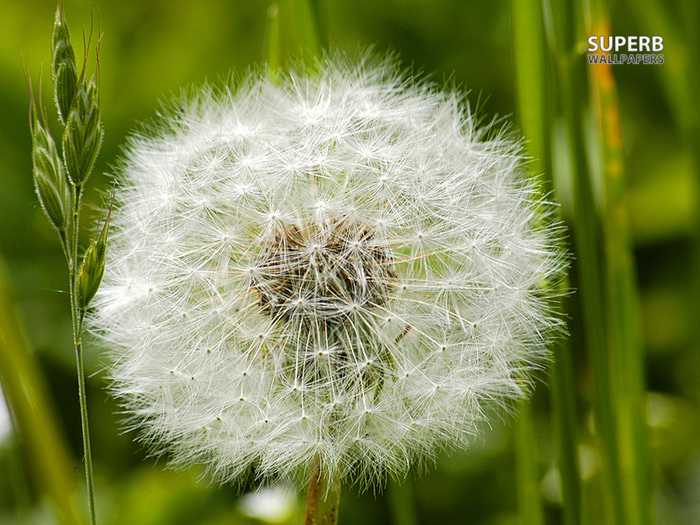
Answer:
[
  {"xmin": 512, "ymin": 1, "xmax": 582, "ymax": 524},
  {"xmin": 515, "ymin": 401, "xmax": 545, "ymax": 525},
  {"xmin": 544, "ymin": 0, "xmax": 628, "ymax": 523},
  {"xmin": 588, "ymin": 3, "xmax": 652, "ymax": 524}
]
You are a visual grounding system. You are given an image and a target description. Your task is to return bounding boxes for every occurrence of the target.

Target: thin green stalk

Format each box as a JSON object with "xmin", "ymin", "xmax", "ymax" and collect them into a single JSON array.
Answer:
[
  {"xmin": 75, "ymin": 316, "xmax": 96, "ymax": 524},
  {"xmin": 387, "ymin": 478, "xmax": 419, "ymax": 525},
  {"xmin": 561, "ymin": 45, "xmax": 625, "ymax": 525},
  {"xmin": 548, "ymin": 336, "xmax": 583, "ymax": 525},
  {"xmin": 28, "ymin": 3, "xmax": 105, "ymax": 523},
  {"xmin": 57, "ymin": 182, "xmax": 98, "ymax": 525},
  {"xmin": 588, "ymin": 4, "xmax": 651, "ymax": 524},
  {"xmin": 544, "ymin": 0, "xmax": 627, "ymax": 524},
  {"xmin": 286, "ymin": 0, "xmax": 322, "ymax": 58},
  {"xmin": 512, "ymin": 1, "xmax": 582, "ymax": 524},
  {"xmin": 265, "ymin": 4, "xmax": 281, "ymax": 74},
  {"xmin": 306, "ymin": 0, "xmax": 329, "ymax": 50},
  {"xmin": 68, "ymin": 184, "xmax": 97, "ymax": 525},
  {"xmin": 514, "ymin": 401, "xmax": 545, "ymax": 525},
  {"xmin": 543, "ymin": 1, "xmax": 652, "ymax": 524}
]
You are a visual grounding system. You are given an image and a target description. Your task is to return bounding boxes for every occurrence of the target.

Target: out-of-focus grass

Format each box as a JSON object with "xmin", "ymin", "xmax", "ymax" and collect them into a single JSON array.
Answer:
[
  {"xmin": 589, "ymin": 2, "xmax": 651, "ymax": 524},
  {"xmin": 512, "ymin": 1, "xmax": 582, "ymax": 524},
  {"xmin": 0, "ymin": 259, "xmax": 87, "ymax": 525},
  {"xmin": 514, "ymin": 0, "xmax": 690, "ymax": 523},
  {"xmin": 514, "ymin": 401, "xmax": 546, "ymax": 525}
]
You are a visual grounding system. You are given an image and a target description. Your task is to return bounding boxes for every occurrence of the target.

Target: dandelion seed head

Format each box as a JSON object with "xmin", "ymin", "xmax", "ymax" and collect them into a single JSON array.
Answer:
[{"xmin": 91, "ymin": 53, "xmax": 566, "ymax": 489}]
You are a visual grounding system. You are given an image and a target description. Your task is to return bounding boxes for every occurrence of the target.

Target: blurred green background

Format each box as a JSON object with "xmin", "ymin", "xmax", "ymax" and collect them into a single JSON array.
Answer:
[{"xmin": 0, "ymin": 0, "xmax": 697, "ymax": 524}]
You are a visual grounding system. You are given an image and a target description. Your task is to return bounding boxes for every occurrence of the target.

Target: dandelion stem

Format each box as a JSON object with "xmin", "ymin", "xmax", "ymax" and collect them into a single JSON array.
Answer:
[{"xmin": 304, "ymin": 456, "xmax": 341, "ymax": 525}]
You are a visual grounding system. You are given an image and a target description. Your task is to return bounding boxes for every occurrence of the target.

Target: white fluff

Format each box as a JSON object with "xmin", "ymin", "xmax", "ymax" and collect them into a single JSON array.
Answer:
[{"xmin": 91, "ymin": 53, "xmax": 565, "ymax": 488}]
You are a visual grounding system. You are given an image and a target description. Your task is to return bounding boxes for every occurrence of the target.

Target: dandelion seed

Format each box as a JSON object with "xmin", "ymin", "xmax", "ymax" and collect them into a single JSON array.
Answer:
[{"xmin": 91, "ymin": 53, "xmax": 565, "ymax": 490}]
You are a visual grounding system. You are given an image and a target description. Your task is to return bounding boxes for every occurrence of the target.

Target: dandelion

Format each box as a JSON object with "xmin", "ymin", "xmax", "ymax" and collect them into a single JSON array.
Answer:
[{"xmin": 91, "ymin": 53, "xmax": 565, "ymax": 521}]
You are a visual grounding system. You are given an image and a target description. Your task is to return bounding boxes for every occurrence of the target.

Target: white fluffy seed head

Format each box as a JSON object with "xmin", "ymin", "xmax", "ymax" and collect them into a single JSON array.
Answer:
[{"xmin": 91, "ymin": 53, "xmax": 566, "ymax": 489}]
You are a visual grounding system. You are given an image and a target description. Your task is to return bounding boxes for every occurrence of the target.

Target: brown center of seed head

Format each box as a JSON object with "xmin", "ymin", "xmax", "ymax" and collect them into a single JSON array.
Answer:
[{"xmin": 251, "ymin": 217, "xmax": 395, "ymax": 327}]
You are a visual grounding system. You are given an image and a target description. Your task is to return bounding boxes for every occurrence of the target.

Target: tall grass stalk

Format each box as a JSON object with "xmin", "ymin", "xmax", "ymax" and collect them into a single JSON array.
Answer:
[
  {"xmin": 306, "ymin": 0, "xmax": 329, "ymax": 50},
  {"xmin": 514, "ymin": 401, "xmax": 545, "ymax": 525},
  {"xmin": 27, "ymin": 2, "xmax": 106, "ymax": 523},
  {"xmin": 387, "ymin": 479, "xmax": 419, "ymax": 525},
  {"xmin": 512, "ymin": 1, "xmax": 582, "ymax": 524},
  {"xmin": 264, "ymin": 4, "xmax": 281, "ymax": 75},
  {"xmin": 545, "ymin": 0, "xmax": 627, "ymax": 521},
  {"xmin": 69, "ymin": 185, "xmax": 98, "ymax": 525},
  {"xmin": 588, "ymin": 2, "xmax": 652, "ymax": 524},
  {"xmin": 633, "ymin": 0, "xmax": 700, "ymax": 393},
  {"xmin": 286, "ymin": 0, "xmax": 322, "ymax": 58},
  {"xmin": 542, "ymin": 0, "xmax": 653, "ymax": 523}
]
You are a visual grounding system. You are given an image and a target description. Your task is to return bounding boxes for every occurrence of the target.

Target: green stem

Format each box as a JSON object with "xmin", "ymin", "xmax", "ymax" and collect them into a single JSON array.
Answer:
[
  {"xmin": 589, "ymin": 6, "xmax": 651, "ymax": 524},
  {"xmin": 306, "ymin": 0, "xmax": 329, "ymax": 49},
  {"xmin": 563, "ymin": 60, "xmax": 624, "ymax": 525},
  {"xmin": 546, "ymin": 1, "xmax": 626, "ymax": 523},
  {"xmin": 548, "ymin": 335, "xmax": 583, "ymax": 525},
  {"xmin": 304, "ymin": 456, "xmax": 341, "ymax": 525},
  {"xmin": 387, "ymin": 478, "xmax": 418, "ymax": 525},
  {"xmin": 75, "ymin": 313, "xmax": 96, "ymax": 524},
  {"xmin": 511, "ymin": 1, "xmax": 582, "ymax": 522},
  {"xmin": 264, "ymin": 3, "xmax": 281, "ymax": 74},
  {"xmin": 515, "ymin": 401, "xmax": 545, "ymax": 525},
  {"xmin": 289, "ymin": 0, "xmax": 323, "ymax": 58},
  {"xmin": 68, "ymin": 183, "xmax": 97, "ymax": 525}
]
